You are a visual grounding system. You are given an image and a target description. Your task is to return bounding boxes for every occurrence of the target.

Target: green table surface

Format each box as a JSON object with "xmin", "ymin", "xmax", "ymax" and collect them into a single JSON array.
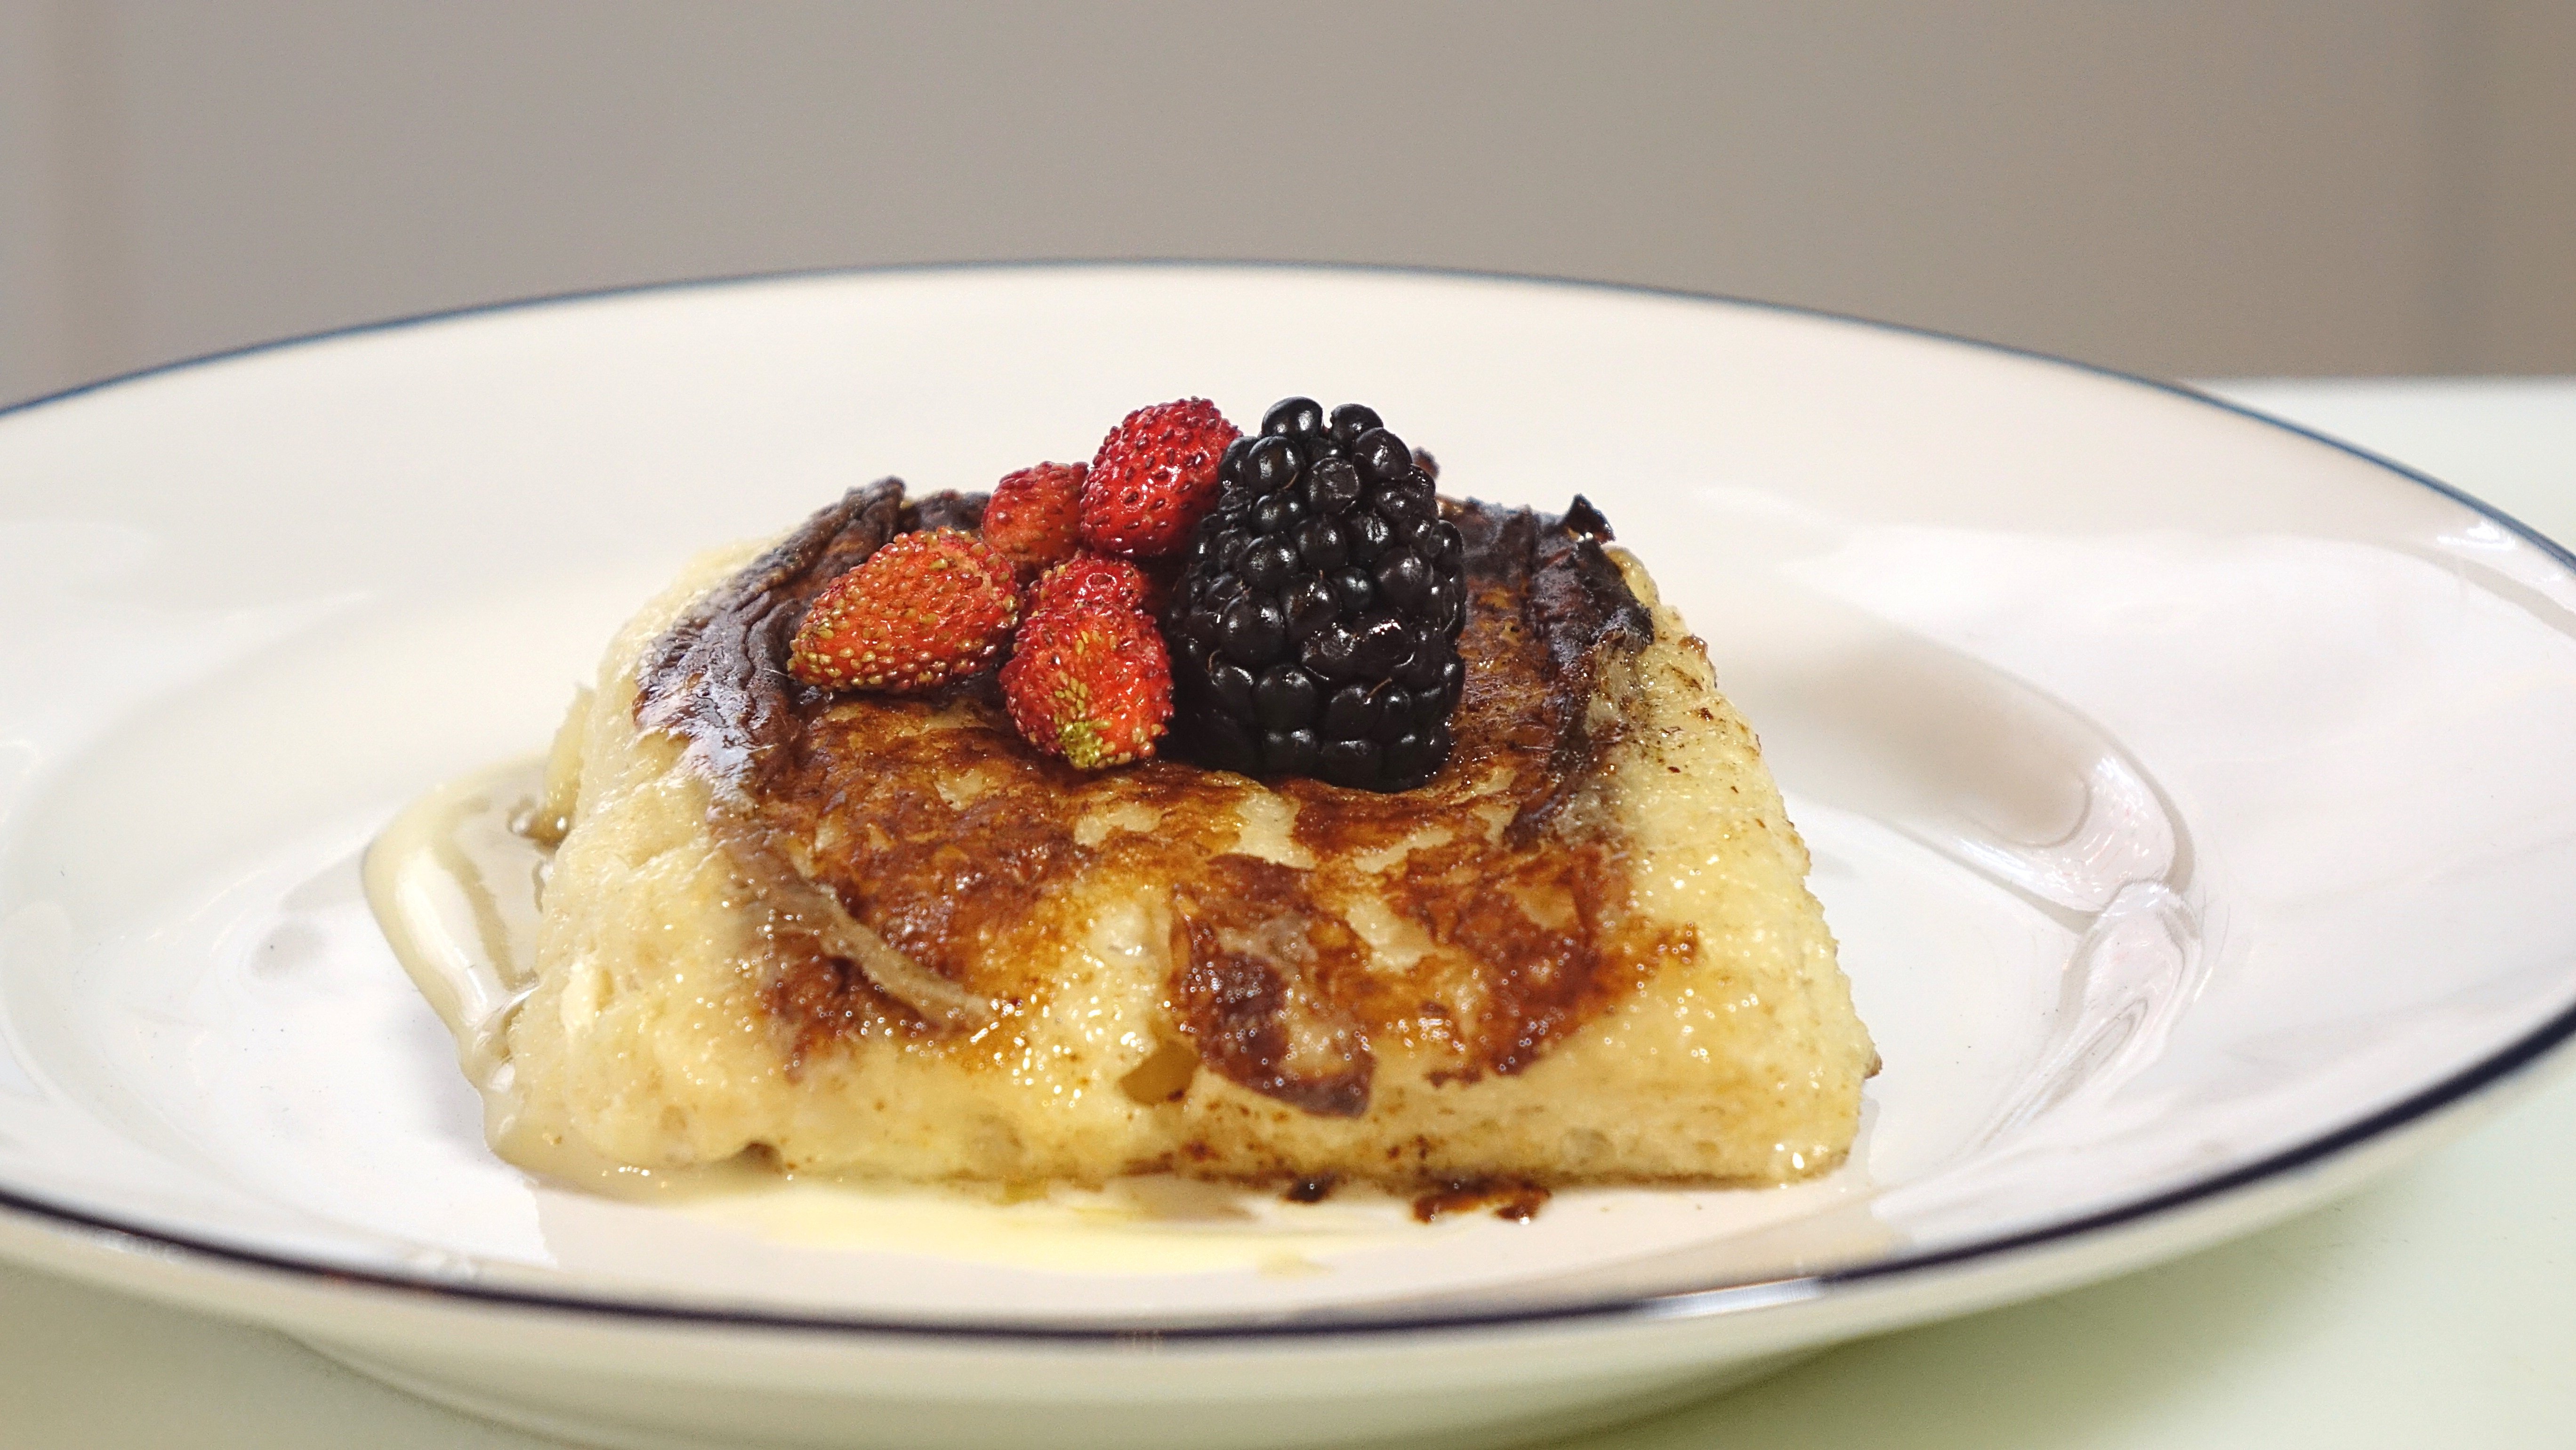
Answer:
[{"xmin": 5, "ymin": 377, "xmax": 2572, "ymax": 1448}]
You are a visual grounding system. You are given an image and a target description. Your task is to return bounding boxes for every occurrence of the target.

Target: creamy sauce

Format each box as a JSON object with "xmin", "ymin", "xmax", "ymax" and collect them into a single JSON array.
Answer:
[{"xmin": 364, "ymin": 760, "xmax": 1430, "ymax": 1273}]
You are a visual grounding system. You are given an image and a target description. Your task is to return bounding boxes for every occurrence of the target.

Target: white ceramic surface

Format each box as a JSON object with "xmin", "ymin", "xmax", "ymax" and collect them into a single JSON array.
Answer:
[{"xmin": 1, "ymin": 267, "xmax": 2573, "ymax": 1450}]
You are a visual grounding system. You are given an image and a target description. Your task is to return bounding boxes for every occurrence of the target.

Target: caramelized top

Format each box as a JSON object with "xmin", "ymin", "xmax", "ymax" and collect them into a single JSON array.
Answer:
[{"xmin": 636, "ymin": 480, "xmax": 1684, "ymax": 1116}]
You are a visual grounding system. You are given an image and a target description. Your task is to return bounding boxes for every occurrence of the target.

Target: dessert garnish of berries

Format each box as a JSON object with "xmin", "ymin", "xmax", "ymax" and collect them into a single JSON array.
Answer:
[
  {"xmin": 1165, "ymin": 399, "xmax": 1465, "ymax": 791},
  {"xmin": 785, "ymin": 395, "xmax": 1465, "ymax": 791},
  {"xmin": 787, "ymin": 528, "xmax": 1020, "ymax": 692},
  {"xmin": 1002, "ymin": 572, "xmax": 1171, "ymax": 769},
  {"xmin": 979, "ymin": 461, "xmax": 1087, "ymax": 580}
]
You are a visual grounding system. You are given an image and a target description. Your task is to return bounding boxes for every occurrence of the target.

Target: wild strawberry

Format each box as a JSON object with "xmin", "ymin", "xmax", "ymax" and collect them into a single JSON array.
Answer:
[
  {"xmin": 1025, "ymin": 553, "xmax": 1151, "ymax": 622},
  {"xmin": 788, "ymin": 529, "xmax": 1019, "ymax": 693},
  {"xmin": 982, "ymin": 461, "xmax": 1086, "ymax": 577},
  {"xmin": 960, "ymin": 532, "xmax": 1021, "ymax": 598},
  {"xmin": 1000, "ymin": 605, "xmax": 1173, "ymax": 769},
  {"xmin": 1079, "ymin": 398, "xmax": 1240, "ymax": 559}
]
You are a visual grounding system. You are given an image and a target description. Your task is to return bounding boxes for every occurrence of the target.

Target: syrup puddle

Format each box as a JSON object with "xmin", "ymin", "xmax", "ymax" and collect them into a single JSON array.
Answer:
[{"xmin": 362, "ymin": 758, "xmax": 1422, "ymax": 1274}]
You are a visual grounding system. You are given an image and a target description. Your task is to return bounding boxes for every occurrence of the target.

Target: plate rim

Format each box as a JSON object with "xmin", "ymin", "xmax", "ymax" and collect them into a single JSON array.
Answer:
[{"xmin": 4, "ymin": 258, "xmax": 2573, "ymax": 1343}]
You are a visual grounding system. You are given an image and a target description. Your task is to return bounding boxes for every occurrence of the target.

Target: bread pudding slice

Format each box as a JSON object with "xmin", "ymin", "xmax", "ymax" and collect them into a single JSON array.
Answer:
[{"xmin": 512, "ymin": 480, "xmax": 1874, "ymax": 1190}]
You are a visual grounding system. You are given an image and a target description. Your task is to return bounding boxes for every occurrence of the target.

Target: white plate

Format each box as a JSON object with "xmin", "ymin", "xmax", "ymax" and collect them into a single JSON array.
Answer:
[{"xmin": 3, "ymin": 265, "xmax": 2574, "ymax": 1450}]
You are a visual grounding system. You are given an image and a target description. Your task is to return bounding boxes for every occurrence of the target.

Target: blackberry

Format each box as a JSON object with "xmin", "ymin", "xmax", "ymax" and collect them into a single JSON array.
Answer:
[{"xmin": 1166, "ymin": 398, "xmax": 1466, "ymax": 790}]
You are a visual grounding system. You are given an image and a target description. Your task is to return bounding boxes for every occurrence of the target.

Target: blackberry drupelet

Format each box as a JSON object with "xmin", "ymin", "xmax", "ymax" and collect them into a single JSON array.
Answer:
[{"xmin": 1165, "ymin": 398, "xmax": 1467, "ymax": 790}]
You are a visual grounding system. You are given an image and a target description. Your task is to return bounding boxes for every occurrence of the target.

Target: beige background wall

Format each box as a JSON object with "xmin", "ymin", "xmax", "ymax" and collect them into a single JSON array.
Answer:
[{"xmin": 2, "ymin": 1, "xmax": 2570, "ymax": 408}]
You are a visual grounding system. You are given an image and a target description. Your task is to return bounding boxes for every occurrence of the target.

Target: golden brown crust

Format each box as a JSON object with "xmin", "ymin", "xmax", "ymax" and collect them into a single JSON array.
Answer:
[{"xmin": 632, "ymin": 481, "xmax": 1685, "ymax": 1118}]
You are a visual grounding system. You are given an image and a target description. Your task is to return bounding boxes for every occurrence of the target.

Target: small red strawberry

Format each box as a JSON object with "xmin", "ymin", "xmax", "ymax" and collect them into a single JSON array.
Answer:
[
  {"xmin": 982, "ymin": 461, "xmax": 1086, "ymax": 577},
  {"xmin": 789, "ymin": 529, "xmax": 1019, "ymax": 693},
  {"xmin": 1025, "ymin": 552, "xmax": 1151, "ymax": 622},
  {"xmin": 1000, "ymin": 604, "xmax": 1173, "ymax": 769},
  {"xmin": 1079, "ymin": 398, "xmax": 1240, "ymax": 559},
  {"xmin": 960, "ymin": 532, "xmax": 1021, "ymax": 598}
]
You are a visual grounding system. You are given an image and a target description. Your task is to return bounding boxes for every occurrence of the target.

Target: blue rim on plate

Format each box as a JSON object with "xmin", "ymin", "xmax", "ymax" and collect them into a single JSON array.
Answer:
[{"xmin": 3, "ymin": 260, "xmax": 2572, "ymax": 1342}]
